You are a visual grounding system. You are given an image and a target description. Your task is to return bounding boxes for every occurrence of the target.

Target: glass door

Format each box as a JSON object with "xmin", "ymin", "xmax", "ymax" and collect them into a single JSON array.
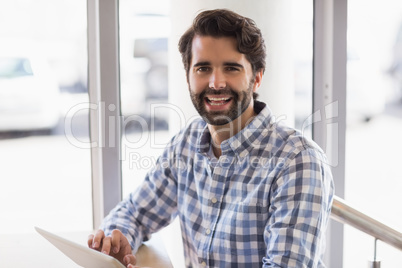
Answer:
[
  {"xmin": 119, "ymin": 0, "xmax": 171, "ymax": 196},
  {"xmin": 344, "ymin": 0, "xmax": 402, "ymax": 267},
  {"xmin": 0, "ymin": 1, "xmax": 92, "ymax": 266}
]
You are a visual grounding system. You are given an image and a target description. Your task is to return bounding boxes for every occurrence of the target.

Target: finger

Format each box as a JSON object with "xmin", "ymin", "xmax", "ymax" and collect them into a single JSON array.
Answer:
[
  {"xmin": 111, "ymin": 229, "xmax": 122, "ymax": 254},
  {"xmin": 101, "ymin": 236, "xmax": 112, "ymax": 255},
  {"xmin": 92, "ymin": 230, "xmax": 105, "ymax": 250},
  {"xmin": 87, "ymin": 234, "xmax": 94, "ymax": 248},
  {"xmin": 123, "ymin": 254, "xmax": 137, "ymax": 266},
  {"xmin": 116, "ymin": 231, "xmax": 132, "ymax": 254}
]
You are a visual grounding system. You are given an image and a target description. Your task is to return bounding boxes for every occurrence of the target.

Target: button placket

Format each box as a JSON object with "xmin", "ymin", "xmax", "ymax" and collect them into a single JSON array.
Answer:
[{"xmin": 203, "ymin": 153, "xmax": 235, "ymax": 265}]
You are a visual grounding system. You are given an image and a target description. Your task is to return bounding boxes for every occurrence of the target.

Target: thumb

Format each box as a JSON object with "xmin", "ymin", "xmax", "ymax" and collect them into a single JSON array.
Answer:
[{"xmin": 124, "ymin": 254, "xmax": 137, "ymax": 266}]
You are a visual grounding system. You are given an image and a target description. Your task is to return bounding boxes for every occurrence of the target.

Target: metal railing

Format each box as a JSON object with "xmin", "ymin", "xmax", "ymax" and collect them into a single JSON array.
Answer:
[{"xmin": 330, "ymin": 195, "xmax": 402, "ymax": 251}]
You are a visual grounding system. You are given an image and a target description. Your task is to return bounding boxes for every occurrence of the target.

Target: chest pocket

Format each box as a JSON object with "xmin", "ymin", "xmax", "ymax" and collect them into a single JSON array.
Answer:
[{"xmin": 217, "ymin": 202, "xmax": 268, "ymax": 256}]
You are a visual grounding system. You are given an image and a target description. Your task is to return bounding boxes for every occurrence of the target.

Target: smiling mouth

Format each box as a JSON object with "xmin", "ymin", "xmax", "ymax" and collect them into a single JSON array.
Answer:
[{"xmin": 205, "ymin": 97, "xmax": 232, "ymax": 106}]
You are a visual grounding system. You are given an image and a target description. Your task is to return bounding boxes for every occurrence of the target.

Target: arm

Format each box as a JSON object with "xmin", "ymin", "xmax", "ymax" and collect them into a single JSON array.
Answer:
[
  {"xmin": 263, "ymin": 148, "xmax": 334, "ymax": 267},
  {"xmin": 102, "ymin": 150, "xmax": 179, "ymax": 252},
  {"xmin": 88, "ymin": 142, "xmax": 179, "ymax": 264}
]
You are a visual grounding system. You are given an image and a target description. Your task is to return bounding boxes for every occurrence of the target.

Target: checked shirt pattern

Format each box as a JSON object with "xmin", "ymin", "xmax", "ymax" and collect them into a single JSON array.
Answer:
[{"xmin": 101, "ymin": 101, "xmax": 334, "ymax": 268}]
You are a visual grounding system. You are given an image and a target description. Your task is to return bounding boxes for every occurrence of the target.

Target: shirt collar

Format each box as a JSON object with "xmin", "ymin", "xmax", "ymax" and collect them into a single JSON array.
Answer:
[{"xmin": 196, "ymin": 101, "xmax": 273, "ymax": 159}]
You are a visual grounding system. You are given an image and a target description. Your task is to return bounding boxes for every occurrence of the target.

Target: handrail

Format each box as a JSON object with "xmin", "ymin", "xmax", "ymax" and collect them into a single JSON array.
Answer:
[{"xmin": 330, "ymin": 195, "xmax": 402, "ymax": 251}]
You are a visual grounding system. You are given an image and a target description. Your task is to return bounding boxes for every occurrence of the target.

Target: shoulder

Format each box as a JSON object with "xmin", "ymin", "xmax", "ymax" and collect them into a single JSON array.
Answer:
[
  {"xmin": 165, "ymin": 117, "xmax": 207, "ymax": 152},
  {"xmin": 249, "ymin": 102, "xmax": 325, "ymax": 161},
  {"xmin": 268, "ymin": 121, "xmax": 327, "ymax": 165}
]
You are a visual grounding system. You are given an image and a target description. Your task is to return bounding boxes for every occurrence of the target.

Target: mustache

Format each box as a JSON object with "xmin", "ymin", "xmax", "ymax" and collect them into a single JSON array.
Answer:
[{"xmin": 200, "ymin": 87, "xmax": 238, "ymax": 98}]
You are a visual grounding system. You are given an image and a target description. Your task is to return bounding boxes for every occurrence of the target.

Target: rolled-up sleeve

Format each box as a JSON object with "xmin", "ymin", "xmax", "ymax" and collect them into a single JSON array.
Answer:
[{"xmin": 100, "ymin": 145, "xmax": 179, "ymax": 253}]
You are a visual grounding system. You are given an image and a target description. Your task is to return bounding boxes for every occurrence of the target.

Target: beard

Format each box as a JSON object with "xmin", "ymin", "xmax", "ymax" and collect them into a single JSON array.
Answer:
[{"xmin": 189, "ymin": 81, "xmax": 254, "ymax": 126}]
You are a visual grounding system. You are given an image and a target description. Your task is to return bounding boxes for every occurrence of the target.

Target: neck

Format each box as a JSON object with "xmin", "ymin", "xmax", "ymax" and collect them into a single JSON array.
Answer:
[{"xmin": 207, "ymin": 104, "xmax": 256, "ymax": 158}]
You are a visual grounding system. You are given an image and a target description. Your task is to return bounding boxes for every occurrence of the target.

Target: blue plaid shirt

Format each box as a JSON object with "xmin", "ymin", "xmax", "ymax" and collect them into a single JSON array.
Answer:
[{"xmin": 101, "ymin": 101, "xmax": 334, "ymax": 267}]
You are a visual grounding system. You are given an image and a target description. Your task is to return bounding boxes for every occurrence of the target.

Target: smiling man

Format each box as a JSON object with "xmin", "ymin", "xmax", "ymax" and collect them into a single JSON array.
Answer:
[
  {"xmin": 188, "ymin": 35, "xmax": 259, "ymax": 124},
  {"xmin": 88, "ymin": 9, "xmax": 334, "ymax": 268},
  {"xmin": 187, "ymin": 34, "xmax": 262, "ymax": 157}
]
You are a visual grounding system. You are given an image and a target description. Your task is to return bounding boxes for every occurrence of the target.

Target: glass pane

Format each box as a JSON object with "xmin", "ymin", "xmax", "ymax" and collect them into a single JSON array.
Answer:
[
  {"xmin": 345, "ymin": 0, "xmax": 402, "ymax": 267},
  {"xmin": 119, "ymin": 0, "xmax": 171, "ymax": 196},
  {"xmin": 0, "ymin": 1, "xmax": 91, "ymax": 266},
  {"xmin": 293, "ymin": 0, "xmax": 313, "ymax": 138}
]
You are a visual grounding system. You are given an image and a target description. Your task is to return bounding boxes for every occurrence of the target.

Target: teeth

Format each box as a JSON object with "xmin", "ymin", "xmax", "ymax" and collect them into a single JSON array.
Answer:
[
  {"xmin": 208, "ymin": 97, "xmax": 230, "ymax": 101},
  {"xmin": 210, "ymin": 102, "xmax": 225, "ymax": 106}
]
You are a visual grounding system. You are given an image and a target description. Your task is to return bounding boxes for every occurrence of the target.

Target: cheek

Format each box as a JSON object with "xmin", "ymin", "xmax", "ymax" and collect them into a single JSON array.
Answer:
[
  {"xmin": 232, "ymin": 77, "xmax": 250, "ymax": 91},
  {"xmin": 189, "ymin": 76, "xmax": 207, "ymax": 94}
]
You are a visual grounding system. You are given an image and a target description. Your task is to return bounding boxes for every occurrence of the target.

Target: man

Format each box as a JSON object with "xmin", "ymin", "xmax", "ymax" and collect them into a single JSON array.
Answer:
[{"xmin": 88, "ymin": 9, "xmax": 334, "ymax": 268}]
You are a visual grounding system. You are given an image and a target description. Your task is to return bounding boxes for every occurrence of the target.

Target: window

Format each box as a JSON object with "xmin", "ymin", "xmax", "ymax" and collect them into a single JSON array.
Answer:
[
  {"xmin": 292, "ymin": 0, "xmax": 314, "ymax": 137},
  {"xmin": 119, "ymin": 0, "xmax": 171, "ymax": 196},
  {"xmin": 344, "ymin": 0, "xmax": 402, "ymax": 266},
  {"xmin": 0, "ymin": 1, "xmax": 91, "ymax": 266}
]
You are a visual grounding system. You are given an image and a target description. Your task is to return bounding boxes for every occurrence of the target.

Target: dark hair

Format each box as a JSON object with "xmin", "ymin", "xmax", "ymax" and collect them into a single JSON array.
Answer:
[{"xmin": 178, "ymin": 9, "xmax": 266, "ymax": 78}]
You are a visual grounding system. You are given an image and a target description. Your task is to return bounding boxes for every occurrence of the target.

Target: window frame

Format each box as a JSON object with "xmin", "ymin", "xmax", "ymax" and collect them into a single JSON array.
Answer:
[
  {"xmin": 313, "ymin": 0, "xmax": 347, "ymax": 267},
  {"xmin": 87, "ymin": 0, "xmax": 122, "ymax": 229}
]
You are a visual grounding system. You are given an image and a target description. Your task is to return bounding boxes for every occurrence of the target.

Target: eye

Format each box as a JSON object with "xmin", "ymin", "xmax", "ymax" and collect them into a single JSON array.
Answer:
[
  {"xmin": 225, "ymin": 66, "xmax": 240, "ymax": 72},
  {"xmin": 196, "ymin": 66, "xmax": 211, "ymax": 73}
]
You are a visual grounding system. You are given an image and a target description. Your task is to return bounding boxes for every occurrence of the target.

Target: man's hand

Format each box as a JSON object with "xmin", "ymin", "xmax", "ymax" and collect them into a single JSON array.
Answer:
[{"xmin": 88, "ymin": 229, "xmax": 136, "ymax": 267}]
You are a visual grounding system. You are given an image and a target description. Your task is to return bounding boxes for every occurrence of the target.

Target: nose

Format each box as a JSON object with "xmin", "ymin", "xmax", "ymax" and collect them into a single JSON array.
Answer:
[{"xmin": 209, "ymin": 70, "xmax": 226, "ymax": 90}]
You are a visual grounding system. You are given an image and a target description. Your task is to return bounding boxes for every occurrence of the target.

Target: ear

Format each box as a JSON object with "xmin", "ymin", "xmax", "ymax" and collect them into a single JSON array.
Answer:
[{"xmin": 252, "ymin": 70, "xmax": 263, "ymax": 92}]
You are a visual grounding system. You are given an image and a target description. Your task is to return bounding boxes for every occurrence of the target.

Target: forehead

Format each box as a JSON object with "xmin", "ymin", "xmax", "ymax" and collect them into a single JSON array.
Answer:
[{"xmin": 190, "ymin": 35, "xmax": 250, "ymax": 65}]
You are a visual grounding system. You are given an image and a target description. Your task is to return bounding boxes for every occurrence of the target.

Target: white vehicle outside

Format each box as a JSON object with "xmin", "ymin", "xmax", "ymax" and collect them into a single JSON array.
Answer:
[{"xmin": 0, "ymin": 53, "xmax": 61, "ymax": 132}]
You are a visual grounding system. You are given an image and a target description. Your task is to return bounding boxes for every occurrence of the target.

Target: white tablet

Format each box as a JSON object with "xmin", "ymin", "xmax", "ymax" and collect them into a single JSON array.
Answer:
[{"xmin": 35, "ymin": 227, "xmax": 126, "ymax": 268}]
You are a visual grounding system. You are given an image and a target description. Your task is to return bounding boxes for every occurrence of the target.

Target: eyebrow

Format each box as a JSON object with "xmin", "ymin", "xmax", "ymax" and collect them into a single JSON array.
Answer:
[
  {"xmin": 223, "ymin": 62, "xmax": 244, "ymax": 69},
  {"xmin": 192, "ymin": 61, "xmax": 244, "ymax": 69},
  {"xmin": 193, "ymin": 61, "xmax": 210, "ymax": 68}
]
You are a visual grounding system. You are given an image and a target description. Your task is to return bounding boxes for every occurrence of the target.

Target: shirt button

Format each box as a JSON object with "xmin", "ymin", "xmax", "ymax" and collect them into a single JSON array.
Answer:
[
  {"xmin": 201, "ymin": 261, "xmax": 207, "ymax": 266},
  {"xmin": 211, "ymin": 197, "xmax": 217, "ymax": 204},
  {"xmin": 205, "ymin": 228, "xmax": 211, "ymax": 235}
]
